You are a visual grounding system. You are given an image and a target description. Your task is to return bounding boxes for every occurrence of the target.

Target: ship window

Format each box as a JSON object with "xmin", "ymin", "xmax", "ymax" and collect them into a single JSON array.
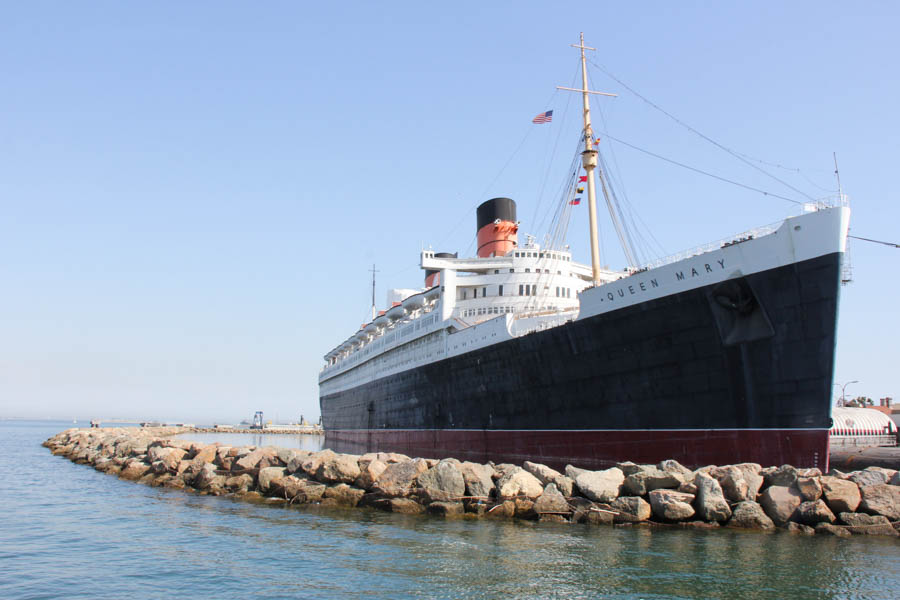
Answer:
[
  {"xmin": 483, "ymin": 287, "xmax": 487, "ymax": 297},
  {"xmin": 494, "ymin": 270, "xmax": 499, "ymax": 274},
  {"xmin": 519, "ymin": 284, "xmax": 523, "ymax": 295},
  {"xmin": 499, "ymin": 285, "xmax": 503, "ymax": 296},
  {"xmin": 525, "ymin": 268, "xmax": 530, "ymax": 273},
  {"xmin": 474, "ymin": 288, "xmax": 477, "ymax": 298},
  {"xmin": 515, "ymin": 252, "xmax": 520, "ymax": 257},
  {"xmin": 555, "ymin": 287, "xmax": 559, "ymax": 297},
  {"xmin": 558, "ymin": 270, "xmax": 561, "ymax": 275},
  {"xmin": 532, "ymin": 284, "xmax": 537, "ymax": 295},
  {"xmin": 509, "ymin": 268, "xmax": 515, "ymax": 273}
]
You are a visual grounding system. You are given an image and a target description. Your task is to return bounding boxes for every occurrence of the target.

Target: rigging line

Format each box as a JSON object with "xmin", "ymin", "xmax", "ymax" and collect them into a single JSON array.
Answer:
[
  {"xmin": 849, "ymin": 235, "xmax": 900, "ymax": 249},
  {"xmin": 531, "ymin": 61, "xmax": 582, "ymax": 230},
  {"xmin": 435, "ymin": 86, "xmax": 562, "ymax": 253},
  {"xmin": 588, "ymin": 59, "xmax": 818, "ymax": 203},
  {"xmin": 604, "ymin": 133, "xmax": 805, "ymax": 205}
]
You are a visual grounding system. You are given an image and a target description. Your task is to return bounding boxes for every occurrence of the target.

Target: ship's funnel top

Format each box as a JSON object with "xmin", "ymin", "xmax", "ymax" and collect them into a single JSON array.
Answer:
[{"xmin": 476, "ymin": 197, "xmax": 518, "ymax": 258}]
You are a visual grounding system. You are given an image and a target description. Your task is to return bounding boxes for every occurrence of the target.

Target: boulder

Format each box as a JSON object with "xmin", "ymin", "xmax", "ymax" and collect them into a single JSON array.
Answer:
[
  {"xmin": 513, "ymin": 497, "xmax": 537, "ymax": 520},
  {"xmin": 355, "ymin": 459, "xmax": 388, "ymax": 491},
  {"xmin": 794, "ymin": 500, "xmax": 836, "ymax": 526},
  {"xmin": 890, "ymin": 472, "xmax": 900, "ymax": 486},
  {"xmin": 759, "ymin": 485, "xmax": 802, "ymax": 526},
  {"xmin": 417, "ymin": 459, "xmax": 466, "ymax": 503},
  {"xmin": 838, "ymin": 512, "xmax": 899, "ymax": 537},
  {"xmin": 191, "ymin": 445, "xmax": 218, "ymax": 466},
  {"xmin": 849, "ymin": 470, "xmax": 889, "ymax": 488},
  {"xmin": 815, "ymin": 523, "xmax": 851, "ymax": 538},
  {"xmin": 376, "ymin": 452, "xmax": 410, "ymax": 464},
  {"xmin": 727, "ymin": 501, "xmax": 775, "ymax": 530},
  {"xmin": 678, "ymin": 481, "xmax": 698, "ymax": 495},
  {"xmin": 459, "ymin": 462, "xmax": 496, "ymax": 498},
  {"xmin": 533, "ymin": 483, "xmax": 571, "ymax": 516},
  {"xmin": 648, "ymin": 489, "xmax": 696, "ymax": 521},
  {"xmin": 147, "ymin": 446, "xmax": 186, "ymax": 471},
  {"xmin": 565, "ymin": 464, "xmax": 589, "ymax": 480},
  {"xmin": 763, "ymin": 465, "xmax": 799, "ymax": 488},
  {"xmin": 270, "ymin": 476, "xmax": 326, "ymax": 502},
  {"xmin": 623, "ymin": 467, "xmax": 682, "ymax": 496},
  {"xmin": 820, "ymin": 476, "xmax": 861, "ymax": 513},
  {"xmin": 387, "ymin": 498, "xmax": 425, "ymax": 514},
  {"xmin": 859, "ymin": 483, "xmax": 900, "ymax": 520},
  {"xmin": 694, "ymin": 472, "xmax": 732, "ymax": 522},
  {"xmin": 322, "ymin": 483, "xmax": 366, "ymax": 507},
  {"xmin": 225, "ymin": 474, "xmax": 254, "ymax": 493},
  {"xmin": 616, "ymin": 461, "xmax": 646, "ymax": 477},
  {"xmin": 193, "ymin": 463, "xmax": 224, "ymax": 490},
  {"xmin": 234, "ymin": 447, "xmax": 279, "ymax": 471},
  {"xmin": 523, "ymin": 461, "xmax": 574, "ymax": 497},
  {"xmin": 372, "ymin": 459, "xmax": 429, "ymax": 497},
  {"xmin": 486, "ymin": 500, "xmax": 517, "ymax": 519},
  {"xmin": 575, "ymin": 467, "xmax": 624, "ymax": 503},
  {"xmin": 610, "ymin": 496, "xmax": 651, "ymax": 523},
  {"xmin": 794, "ymin": 477, "xmax": 823, "ymax": 502},
  {"xmin": 786, "ymin": 522, "xmax": 816, "ymax": 535},
  {"xmin": 258, "ymin": 466, "xmax": 287, "ymax": 494},
  {"xmin": 657, "ymin": 459, "xmax": 694, "ymax": 480},
  {"xmin": 120, "ymin": 460, "xmax": 151, "ymax": 481},
  {"xmin": 426, "ymin": 501, "xmax": 464, "ymax": 517},
  {"xmin": 710, "ymin": 465, "xmax": 762, "ymax": 503},
  {"xmin": 315, "ymin": 453, "xmax": 361, "ymax": 484},
  {"xmin": 496, "ymin": 467, "xmax": 544, "ymax": 499}
]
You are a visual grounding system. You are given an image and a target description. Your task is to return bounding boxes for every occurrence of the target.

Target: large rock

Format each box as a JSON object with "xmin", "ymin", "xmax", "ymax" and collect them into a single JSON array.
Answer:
[
  {"xmin": 575, "ymin": 467, "xmax": 624, "ymax": 503},
  {"xmin": 355, "ymin": 459, "xmax": 388, "ymax": 491},
  {"xmin": 794, "ymin": 500, "xmax": 836, "ymax": 526},
  {"xmin": 297, "ymin": 450, "xmax": 336, "ymax": 477},
  {"xmin": 615, "ymin": 462, "xmax": 647, "ymax": 477},
  {"xmin": 859, "ymin": 483, "xmax": 900, "ymax": 520},
  {"xmin": 794, "ymin": 477, "xmax": 823, "ymax": 502},
  {"xmin": 610, "ymin": 496, "xmax": 651, "ymax": 523},
  {"xmin": 315, "ymin": 453, "xmax": 361, "ymax": 484},
  {"xmin": 815, "ymin": 523, "xmax": 851, "ymax": 538},
  {"xmin": 523, "ymin": 461, "xmax": 574, "ymax": 497},
  {"xmin": 459, "ymin": 462, "xmax": 496, "ymax": 498},
  {"xmin": 623, "ymin": 467, "xmax": 682, "ymax": 496},
  {"xmin": 786, "ymin": 522, "xmax": 815, "ymax": 535},
  {"xmin": 820, "ymin": 476, "xmax": 861, "ymax": 513},
  {"xmin": 533, "ymin": 483, "xmax": 571, "ymax": 516},
  {"xmin": 426, "ymin": 501, "xmax": 465, "ymax": 517},
  {"xmin": 372, "ymin": 459, "xmax": 429, "ymax": 497},
  {"xmin": 225, "ymin": 474, "xmax": 254, "ymax": 493},
  {"xmin": 147, "ymin": 446, "xmax": 186, "ymax": 471},
  {"xmin": 764, "ymin": 465, "xmax": 799, "ymax": 488},
  {"xmin": 657, "ymin": 459, "xmax": 694, "ymax": 480},
  {"xmin": 496, "ymin": 467, "xmax": 544, "ymax": 499},
  {"xmin": 234, "ymin": 447, "xmax": 280, "ymax": 471},
  {"xmin": 387, "ymin": 498, "xmax": 425, "ymax": 514},
  {"xmin": 649, "ymin": 490, "xmax": 695, "ymax": 521},
  {"xmin": 120, "ymin": 459, "xmax": 151, "ymax": 481},
  {"xmin": 710, "ymin": 465, "xmax": 762, "ymax": 503},
  {"xmin": 417, "ymin": 459, "xmax": 466, "ymax": 503},
  {"xmin": 322, "ymin": 483, "xmax": 366, "ymax": 507},
  {"xmin": 565, "ymin": 464, "xmax": 588, "ymax": 480},
  {"xmin": 270, "ymin": 476, "xmax": 327, "ymax": 502},
  {"xmin": 759, "ymin": 485, "xmax": 802, "ymax": 526},
  {"xmin": 694, "ymin": 472, "xmax": 732, "ymax": 522},
  {"xmin": 849, "ymin": 470, "xmax": 889, "ymax": 488},
  {"xmin": 838, "ymin": 512, "xmax": 899, "ymax": 536},
  {"xmin": 193, "ymin": 463, "xmax": 224, "ymax": 490},
  {"xmin": 258, "ymin": 466, "xmax": 287, "ymax": 494},
  {"xmin": 728, "ymin": 501, "xmax": 775, "ymax": 530},
  {"xmin": 191, "ymin": 445, "xmax": 218, "ymax": 466}
]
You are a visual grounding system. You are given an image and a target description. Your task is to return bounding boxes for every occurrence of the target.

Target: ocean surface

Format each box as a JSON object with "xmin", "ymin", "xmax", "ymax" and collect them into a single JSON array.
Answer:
[{"xmin": 2, "ymin": 421, "xmax": 899, "ymax": 599}]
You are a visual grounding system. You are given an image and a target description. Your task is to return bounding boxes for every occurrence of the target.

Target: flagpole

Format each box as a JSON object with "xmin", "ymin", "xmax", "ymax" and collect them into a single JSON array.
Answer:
[{"xmin": 576, "ymin": 33, "xmax": 603, "ymax": 286}]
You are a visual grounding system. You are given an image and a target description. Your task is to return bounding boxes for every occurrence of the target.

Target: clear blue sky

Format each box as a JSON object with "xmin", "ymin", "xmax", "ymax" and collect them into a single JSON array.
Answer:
[{"xmin": 2, "ymin": 2, "xmax": 897, "ymax": 423}]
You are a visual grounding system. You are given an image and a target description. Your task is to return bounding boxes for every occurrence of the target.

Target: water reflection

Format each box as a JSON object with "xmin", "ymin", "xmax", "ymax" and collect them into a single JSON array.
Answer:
[{"xmin": 177, "ymin": 432, "xmax": 326, "ymax": 452}]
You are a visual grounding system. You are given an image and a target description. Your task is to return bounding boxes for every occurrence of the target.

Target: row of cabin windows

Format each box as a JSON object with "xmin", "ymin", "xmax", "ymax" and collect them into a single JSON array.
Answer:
[
  {"xmin": 494, "ymin": 268, "xmax": 564, "ymax": 275},
  {"xmin": 514, "ymin": 251, "xmax": 570, "ymax": 261},
  {"xmin": 462, "ymin": 306, "xmax": 516, "ymax": 317},
  {"xmin": 462, "ymin": 284, "xmax": 573, "ymax": 299}
]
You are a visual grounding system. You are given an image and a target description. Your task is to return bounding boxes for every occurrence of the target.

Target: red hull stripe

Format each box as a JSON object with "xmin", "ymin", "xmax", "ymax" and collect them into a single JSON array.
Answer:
[{"xmin": 325, "ymin": 428, "xmax": 830, "ymax": 471}]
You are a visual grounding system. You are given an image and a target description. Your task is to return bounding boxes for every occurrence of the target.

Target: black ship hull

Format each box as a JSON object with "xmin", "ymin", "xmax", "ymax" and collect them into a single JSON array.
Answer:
[{"xmin": 321, "ymin": 252, "xmax": 841, "ymax": 469}]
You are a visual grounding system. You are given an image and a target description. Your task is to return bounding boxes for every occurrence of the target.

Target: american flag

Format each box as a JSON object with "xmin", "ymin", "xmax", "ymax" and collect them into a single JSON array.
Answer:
[{"xmin": 532, "ymin": 110, "xmax": 553, "ymax": 124}]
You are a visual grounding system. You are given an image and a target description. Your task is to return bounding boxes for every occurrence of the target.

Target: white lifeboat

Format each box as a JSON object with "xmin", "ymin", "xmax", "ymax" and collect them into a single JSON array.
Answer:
[{"xmin": 403, "ymin": 293, "xmax": 426, "ymax": 311}]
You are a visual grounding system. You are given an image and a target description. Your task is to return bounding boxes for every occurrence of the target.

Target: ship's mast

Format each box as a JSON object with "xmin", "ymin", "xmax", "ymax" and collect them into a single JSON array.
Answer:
[
  {"xmin": 558, "ymin": 33, "xmax": 638, "ymax": 283},
  {"xmin": 369, "ymin": 263, "xmax": 378, "ymax": 320}
]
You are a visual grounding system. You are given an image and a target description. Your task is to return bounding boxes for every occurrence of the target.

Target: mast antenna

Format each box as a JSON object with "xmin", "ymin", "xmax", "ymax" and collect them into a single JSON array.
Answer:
[
  {"xmin": 369, "ymin": 263, "xmax": 379, "ymax": 320},
  {"xmin": 833, "ymin": 152, "xmax": 844, "ymax": 204},
  {"xmin": 557, "ymin": 33, "xmax": 637, "ymax": 283}
]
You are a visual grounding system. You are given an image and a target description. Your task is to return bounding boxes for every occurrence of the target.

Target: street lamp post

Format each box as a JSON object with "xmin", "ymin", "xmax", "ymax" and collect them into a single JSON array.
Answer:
[{"xmin": 837, "ymin": 380, "xmax": 859, "ymax": 406}]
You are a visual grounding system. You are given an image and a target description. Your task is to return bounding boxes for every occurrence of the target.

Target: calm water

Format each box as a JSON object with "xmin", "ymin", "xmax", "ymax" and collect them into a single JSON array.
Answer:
[{"xmin": 2, "ymin": 421, "xmax": 899, "ymax": 599}]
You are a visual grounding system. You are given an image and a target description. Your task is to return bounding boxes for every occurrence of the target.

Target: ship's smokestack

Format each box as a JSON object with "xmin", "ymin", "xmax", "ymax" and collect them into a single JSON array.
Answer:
[
  {"xmin": 476, "ymin": 197, "xmax": 518, "ymax": 258},
  {"xmin": 425, "ymin": 252, "xmax": 457, "ymax": 287}
]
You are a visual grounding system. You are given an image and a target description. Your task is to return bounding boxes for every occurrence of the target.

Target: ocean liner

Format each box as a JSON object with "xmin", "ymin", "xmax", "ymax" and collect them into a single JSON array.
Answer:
[{"xmin": 319, "ymin": 35, "xmax": 850, "ymax": 470}]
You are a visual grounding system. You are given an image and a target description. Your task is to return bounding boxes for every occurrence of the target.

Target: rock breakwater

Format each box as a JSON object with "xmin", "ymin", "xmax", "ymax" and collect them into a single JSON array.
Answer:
[{"xmin": 43, "ymin": 428, "xmax": 900, "ymax": 538}]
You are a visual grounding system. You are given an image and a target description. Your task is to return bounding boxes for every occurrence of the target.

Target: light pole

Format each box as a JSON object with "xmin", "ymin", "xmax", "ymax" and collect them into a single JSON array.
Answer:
[{"xmin": 837, "ymin": 380, "xmax": 859, "ymax": 406}]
